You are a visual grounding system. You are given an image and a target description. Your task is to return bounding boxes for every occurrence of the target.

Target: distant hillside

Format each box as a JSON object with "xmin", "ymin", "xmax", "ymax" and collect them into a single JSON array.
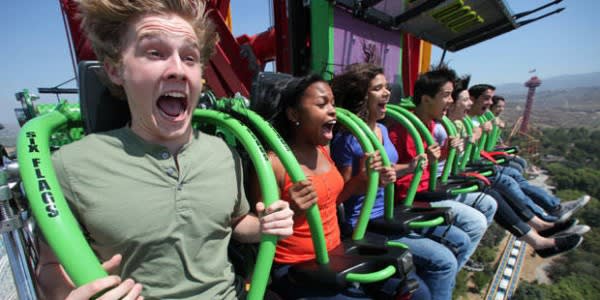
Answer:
[
  {"xmin": 496, "ymin": 72, "xmax": 600, "ymax": 95},
  {"xmin": 500, "ymin": 86, "xmax": 600, "ymax": 130},
  {"xmin": 0, "ymin": 123, "xmax": 19, "ymax": 147}
]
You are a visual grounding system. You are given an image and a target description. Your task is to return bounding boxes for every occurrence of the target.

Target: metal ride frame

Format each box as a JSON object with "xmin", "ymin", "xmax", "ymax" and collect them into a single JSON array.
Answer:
[{"xmin": 2, "ymin": 1, "xmax": 566, "ymax": 298}]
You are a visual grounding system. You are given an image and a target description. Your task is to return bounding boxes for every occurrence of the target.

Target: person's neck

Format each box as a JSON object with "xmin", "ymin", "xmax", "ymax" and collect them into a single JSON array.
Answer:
[
  {"xmin": 163, "ymin": 137, "xmax": 190, "ymax": 155},
  {"xmin": 288, "ymin": 137, "xmax": 319, "ymax": 164},
  {"xmin": 466, "ymin": 109, "xmax": 479, "ymax": 118},
  {"xmin": 447, "ymin": 109, "xmax": 464, "ymax": 121},
  {"xmin": 131, "ymin": 125, "xmax": 192, "ymax": 155},
  {"xmin": 414, "ymin": 105, "xmax": 433, "ymax": 124},
  {"xmin": 366, "ymin": 117, "xmax": 378, "ymax": 132}
]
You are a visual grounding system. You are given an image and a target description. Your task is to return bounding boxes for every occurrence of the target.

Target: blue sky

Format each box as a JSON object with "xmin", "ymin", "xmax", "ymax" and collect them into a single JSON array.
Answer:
[{"xmin": 1, "ymin": 0, "xmax": 598, "ymax": 126}]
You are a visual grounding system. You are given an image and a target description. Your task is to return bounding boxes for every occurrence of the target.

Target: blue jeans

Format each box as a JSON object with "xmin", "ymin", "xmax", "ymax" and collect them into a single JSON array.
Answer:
[
  {"xmin": 427, "ymin": 194, "xmax": 495, "ymax": 269},
  {"xmin": 511, "ymin": 156, "xmax": 528, "ymax": 172},
  {"xmin": 453, "ymin": 192, "xmax": 497, "ymax": 226},
  {"xmin": 391, "ymin": 230, "xmax": 469, "ymax": 300},
  {"xmin": 497, "ymin": 166, "xmax": 560, "ymax": 221}
]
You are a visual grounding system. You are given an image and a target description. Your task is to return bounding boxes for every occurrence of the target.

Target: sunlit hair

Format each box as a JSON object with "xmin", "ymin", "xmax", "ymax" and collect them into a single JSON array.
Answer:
[
  {"xmin": 77, "ymin": 0, "xmax": 218, "ymax": 98},
  {"xmin": 413, "ymin": 64, "xmax": 457, "ymax": 105},
  {"xmin": 331, "ymin": 63, "xmax": 384, "ymax": 121},
  {"xmin": 78, "ymin": 0, "xmax": 217, "ymax": 65}
]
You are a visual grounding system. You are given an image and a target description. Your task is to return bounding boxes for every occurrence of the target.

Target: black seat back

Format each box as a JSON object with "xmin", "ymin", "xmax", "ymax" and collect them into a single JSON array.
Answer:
[{"xmin": 78, "ymin": 61, "xmax": 131, "ymax": 134}]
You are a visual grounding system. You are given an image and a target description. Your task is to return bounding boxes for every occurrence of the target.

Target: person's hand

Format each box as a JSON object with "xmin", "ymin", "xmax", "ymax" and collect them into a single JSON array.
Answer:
[
  {"xmin": 472, "ymin": 127, "xmax": 482, "ymax": 142},
  {"xmin": 409, "ymin": 154, "xmax": 428, "ymax": 172},
  {"xmin": 426, "ymin": 143, "xmax": 441, "ymax": 161},
  {"xmin": 66, "ymin": 255, "xmax": 143, "ymax": 300},
  {"xmin": 495, "ymin": 118, "xmax": 505, "ymax": 128},
  {"xmin": 468, "ymin": 135, "xmax": 477, "ymax": 144},
  {"xmin": 287, "ymin": 180, "xmax": 318, "ymax": 214},
  {"xmin": 256, "ymin": 200, "xmax": 294, "ymax": 238},
  {"xmin": 482, "ymin": 121, "xmax": 493, "ymax": 133},
  {"xmin": 378, "ymin": 166, "xmax": 396, "ymax": 186},
  {"xmin": 365, "ymin": 151, "xmax": 384, "ymax": 173},
  {"xmin": 449, "ymin": 136, "xmax": 464, "ymax": 152},
  {"xmin": 357, "ymin": 151, "xmax": 383, "ymax": 182}
]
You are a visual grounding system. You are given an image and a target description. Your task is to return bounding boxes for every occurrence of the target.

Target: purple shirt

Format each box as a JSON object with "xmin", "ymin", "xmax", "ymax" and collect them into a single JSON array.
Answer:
[{"xmin": 331, "ymin": 123, "xmax": 398, "ymax": 227}]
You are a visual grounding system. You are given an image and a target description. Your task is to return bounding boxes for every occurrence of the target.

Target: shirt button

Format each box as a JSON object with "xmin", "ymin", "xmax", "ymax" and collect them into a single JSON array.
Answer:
[
  {"xmin": 161, "ymin": 152, "xmax": 170, "ymax": 159},
  {"xmin": 166, "ymin": 167, "xmax": 177, "ymax": 177}
]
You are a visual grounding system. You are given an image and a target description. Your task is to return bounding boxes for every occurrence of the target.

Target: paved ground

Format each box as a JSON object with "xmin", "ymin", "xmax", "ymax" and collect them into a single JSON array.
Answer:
[{"xmin": 0, "ymin": 242, "xmax": 18, "ymax": 300}]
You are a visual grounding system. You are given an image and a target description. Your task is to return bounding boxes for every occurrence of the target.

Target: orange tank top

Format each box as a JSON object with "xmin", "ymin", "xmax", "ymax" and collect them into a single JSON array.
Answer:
[{"xmin": 274, "ymin": 146, "xmax": 344, "ymax": 264}]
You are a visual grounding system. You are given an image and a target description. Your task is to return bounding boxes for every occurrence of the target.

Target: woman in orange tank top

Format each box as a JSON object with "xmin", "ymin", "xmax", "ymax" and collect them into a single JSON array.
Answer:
[{"xmin": 251, "ymin": 74, "xmax": 411, "ymax": 299}]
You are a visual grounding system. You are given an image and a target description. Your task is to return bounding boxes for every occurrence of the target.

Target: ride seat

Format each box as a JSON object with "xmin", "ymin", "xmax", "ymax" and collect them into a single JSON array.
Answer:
[
  {"xmin": 78, "ymin": 61, "xmax": 130, "ymax": 134},
  {"xmin": 287, "ymin": 234, "xmax": 413, "ymax": 290}
]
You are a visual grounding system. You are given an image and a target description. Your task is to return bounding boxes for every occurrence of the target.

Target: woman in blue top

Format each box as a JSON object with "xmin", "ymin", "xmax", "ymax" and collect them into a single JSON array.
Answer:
[{"xmin": 330, "ymin": 63, "xmax": 470, "ymax": 300}]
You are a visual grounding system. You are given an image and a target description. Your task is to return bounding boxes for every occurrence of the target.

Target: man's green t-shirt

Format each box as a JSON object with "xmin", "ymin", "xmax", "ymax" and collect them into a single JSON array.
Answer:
[{"xmin": 52, "ymin": 127, "xmax": 250, "ymax": 299}]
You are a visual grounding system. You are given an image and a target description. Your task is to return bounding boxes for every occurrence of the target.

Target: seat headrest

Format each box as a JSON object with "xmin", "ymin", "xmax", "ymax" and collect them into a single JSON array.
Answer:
[
  {"xmin": 78, "ymin": 61, "xmax": 131, "ymax": 134},
  {"xmin": 249, "ymin": 72, "xmax": 296, "ymax": 121}
]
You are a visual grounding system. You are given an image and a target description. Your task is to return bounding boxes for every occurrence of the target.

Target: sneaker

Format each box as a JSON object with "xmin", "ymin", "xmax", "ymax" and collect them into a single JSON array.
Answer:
[
  {"xmin": 554, "ymin": 225, "xmax": 591, "ymax": 238},
  {"xmin": 535, "ymin": 234, "xmax": 583, "ymax": 258},
  {"xmin": 550, "ymin": 195, "xmax": 591, "ymax": 223},
  {"xmin": 538, "ymin": 218, "xmax": 578, "ymax": 238},
  {"xmin": 463, "ymin": 259, "xmax": 485, "ymax": 272}
]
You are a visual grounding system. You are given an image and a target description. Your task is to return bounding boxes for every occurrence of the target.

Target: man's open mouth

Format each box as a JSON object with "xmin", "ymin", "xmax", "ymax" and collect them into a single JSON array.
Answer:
[{"xmin": 157, "ymin": 91, "xmax": 188, "ymax": 120}]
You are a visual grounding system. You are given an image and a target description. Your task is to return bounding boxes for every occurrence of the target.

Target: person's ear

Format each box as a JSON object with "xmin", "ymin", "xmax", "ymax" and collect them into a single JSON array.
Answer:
[
  {"xmin": 104, "ymin": 60, "xmax": 124, "ymax": 86},
  {"xmin": 286, "ymin": 107, "xmax": 299, "ymax": 124},
  {"xmin": 422, "ymin": 94, "xmax": 433, "ymax": 104}
]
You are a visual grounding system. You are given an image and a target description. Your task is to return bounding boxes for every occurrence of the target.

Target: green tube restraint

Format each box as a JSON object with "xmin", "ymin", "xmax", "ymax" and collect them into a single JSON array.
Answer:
[
  {"xmin": 383, "ymin": 109, "xmax": 425, "ymax": 207},
  {"xmin": 336, "ymin": 108, "xmax": 443, "ymax": 229},
  {"xmin": 464, "ymin": 117, "xmax": 482, "ymax": 161},
  {"xmin": 334, "ymin": 112, "xmax": 401, "ymax": 284},
  {"xmin": 334, "ymin": 108, "xmax": 394, "ymax": 219},
  {"xmin": 18, "ymin": 103, "xmax": 280, "ymax": 299},
  {"xmin": 459, "ymin": 116, "xmax": 474, "ymax": 171},
  {"xmin": 220, "ymin": 99, "xmax": 401, "ymax": 286},
  {"xmin": 215, "ymin": 98, "xmax": 329, "ymax": 266},
  {"xmin": 389, "ymin": 105, "xmax": 482, "ymax": 197},
  {"xmin": 345, "ymin": 265, "xmax": 397, "ymax": 284},
  {"xmin": 448, "ymin": 118, "xmax": 497, "ymax": 178},
  {"xmin": 334, "ymin": 111, "xmax": 379, "ymax": 241},
  {"xmin": 487, "ymin": 121, "xmax": 500, "ymax": 152},
  {"xmin": 477, "ymin": 115, "xmax": 489, "ymax": 154},
  {"xmin": 191, "ymin": 109, "xmax": 281, "ymax": 300},
  {"xmin": 18, "ymin": 109, "xmax": 107, "ymax": 287},
  {"xmin": 387, "ymin": 105, "xmax": 438, "ymax": 192},
  {"xmin": 439, "ymin": 116, "xmax": 458, "ymax": 184}
]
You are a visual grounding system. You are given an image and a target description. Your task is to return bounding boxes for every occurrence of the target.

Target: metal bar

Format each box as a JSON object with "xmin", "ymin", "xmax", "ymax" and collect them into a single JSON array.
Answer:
[{"xmin": 37, "ymin": 88, "xmax": 78, "ymax": 94}]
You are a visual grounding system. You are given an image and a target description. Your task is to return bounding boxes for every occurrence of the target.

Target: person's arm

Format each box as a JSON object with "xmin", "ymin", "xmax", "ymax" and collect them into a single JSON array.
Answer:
[
  {"xmin": 235, "ymin": 153, "xmax": 295, "ymax": 243},
  {"xmin": 36, "ymin": 241, "xmax": 143, "ymax": 300},
  {"xmin": 393, "ymin": 153, "xmax": 427, "ymax": 177},
  {"xmin": 336, "ymin": 151, "xmax": 393, "ymax": 203},
  {"xmin": 472, "ymin": 126, "xmax": 483, "ymax": 142},
  {"xmin": 445, "ymin": 136, "xmax": 464, "ymax": 156},
  {"xmin": 248, "ymin": 152, "xmax": 314, "ymax": 219},
  {"xmin": 426, "ymin": 142, "xmax": 441, "ymax": 161},
  {"xmin": 232, "ymin": 201, "xmax": 294, "ymax": 243},
  {"xmin": 481, "ymin": 120, "xmax": 493, "ymax": 133}
]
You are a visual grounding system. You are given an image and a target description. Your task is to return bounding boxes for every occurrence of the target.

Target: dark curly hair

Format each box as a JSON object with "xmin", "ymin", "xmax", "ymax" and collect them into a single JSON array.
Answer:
[
  {"xmin": 331, "ymin": 63, "xmax": 384, "ymax": 121},
  {"xmin": 250, "ymin": 72, "xmax": 326, "ymax": 140}
]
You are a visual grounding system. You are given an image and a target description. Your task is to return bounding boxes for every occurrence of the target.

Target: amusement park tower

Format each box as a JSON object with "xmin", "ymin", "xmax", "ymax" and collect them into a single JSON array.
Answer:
[{"xmin": 520, "ymin": 76, "xmax": 542, "ymax": 133}]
